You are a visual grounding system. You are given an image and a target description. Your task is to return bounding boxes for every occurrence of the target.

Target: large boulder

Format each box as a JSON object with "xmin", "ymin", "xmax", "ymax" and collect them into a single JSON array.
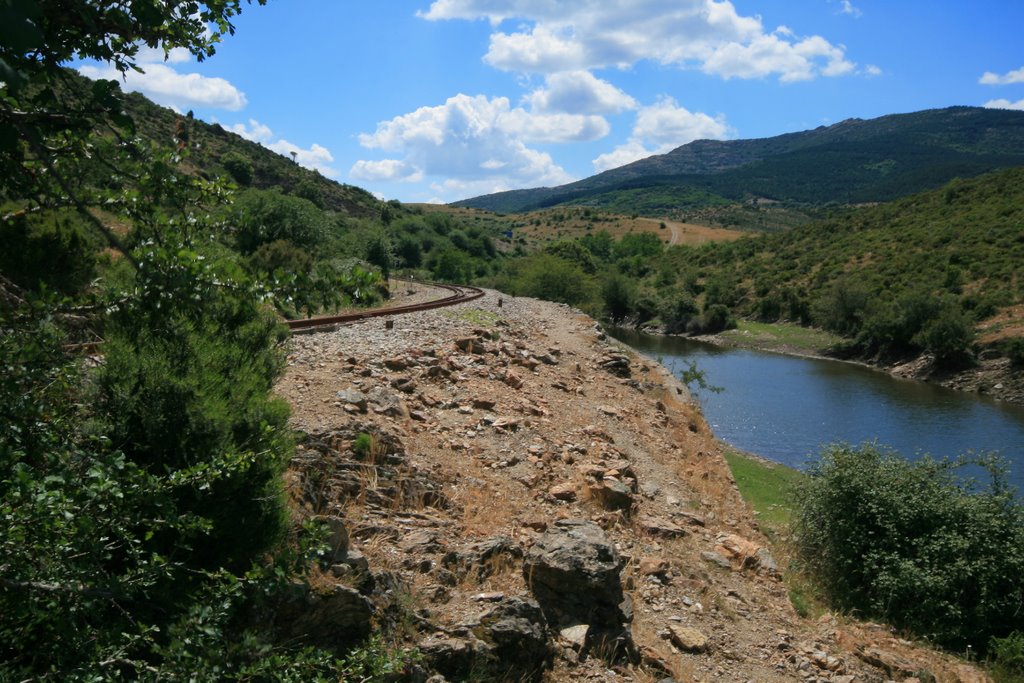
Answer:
[
  {"xmin": 272, "ymin": 581, "xmax": 373, "ymax": 651},
  {"xmin": 522, "ymin": 519, "xmax": 633, "ymax": 658},
  {"xmin": 473, "ymin": 597, "xmax": 551, "ymax": 681},
  {"xmin": 421, "ymin": 597, "xmax": 551, "ymax": 682}
]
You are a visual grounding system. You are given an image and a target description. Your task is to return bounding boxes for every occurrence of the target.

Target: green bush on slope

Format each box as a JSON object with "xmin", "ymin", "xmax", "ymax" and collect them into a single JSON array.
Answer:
[{"xmin": 794, "ymin": 444, "xmax": 1024, "ymax": 652}]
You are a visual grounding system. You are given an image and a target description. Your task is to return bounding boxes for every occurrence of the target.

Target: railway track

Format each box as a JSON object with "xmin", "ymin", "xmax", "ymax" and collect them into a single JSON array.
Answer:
[
  {"xmin": 62, "ymin": 281, "xmax": 482, "ymax": 353},
  {"xmin": 285, "ymin": 280, "xmax": 485, "ymax": 333}
]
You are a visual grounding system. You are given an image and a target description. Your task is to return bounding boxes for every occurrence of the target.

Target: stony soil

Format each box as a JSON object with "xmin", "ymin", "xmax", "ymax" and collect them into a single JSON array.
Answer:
[{"xmin": 277, "ymin": 287, "xmax": 989, "ymax": 682}]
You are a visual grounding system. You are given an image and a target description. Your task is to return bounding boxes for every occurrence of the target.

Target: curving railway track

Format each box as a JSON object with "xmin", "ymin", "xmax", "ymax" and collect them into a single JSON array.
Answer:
[
  {"xmin": 285, "ymin": 280, "xmax": 485, "ymax": 333},
  {"xmin": 63, "ymin": 281, "xmax": 483, "ymax": 353}
]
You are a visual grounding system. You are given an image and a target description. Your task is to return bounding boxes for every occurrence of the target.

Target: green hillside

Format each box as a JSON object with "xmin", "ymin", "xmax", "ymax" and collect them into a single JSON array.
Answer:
[
  {"xmin": 0, "ymin": 12, "xmax": 513, "ymax": 678},
  {"xmin": 454, "ymin": 107, "xmax": 1024, "ymax": 218},
  {"xmin": 121, "ymin": 91, "xmax": 382, "ymax": 219},
  {"xmin": 656, "ymin": 167, "xmax": 1024, "ymax": 361}
]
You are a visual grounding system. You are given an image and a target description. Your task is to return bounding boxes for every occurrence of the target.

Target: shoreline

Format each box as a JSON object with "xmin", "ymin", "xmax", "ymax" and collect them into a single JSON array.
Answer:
[{"xmin": 671, "ymin": 323, "xmax": 1023, "ymax": 407}]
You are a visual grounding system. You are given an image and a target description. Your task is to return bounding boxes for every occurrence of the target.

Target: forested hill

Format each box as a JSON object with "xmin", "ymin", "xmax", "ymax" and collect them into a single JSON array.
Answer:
[
  {"xmin": 656, "ymin": 166, "xmax": 1024, "ymax": 362},
  {"xmin": 453, "ymin": 106, "xmax": 1024, "ymax": 215},
  {"xmin": 120, "ymin": 88, "xmax": 382, "ymax": 219}
]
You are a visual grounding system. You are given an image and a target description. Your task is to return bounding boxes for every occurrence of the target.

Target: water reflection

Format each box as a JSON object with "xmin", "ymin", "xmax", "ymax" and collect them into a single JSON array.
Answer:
[{"xmin": 612, "ymin": 329, "xmax": 1024, "ymax": 490}]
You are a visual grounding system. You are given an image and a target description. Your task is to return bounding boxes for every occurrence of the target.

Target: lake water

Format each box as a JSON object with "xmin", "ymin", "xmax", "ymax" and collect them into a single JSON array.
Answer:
[{"xmin": 611, "ymin": 329, "xmax": 1024, "ymax": 491}]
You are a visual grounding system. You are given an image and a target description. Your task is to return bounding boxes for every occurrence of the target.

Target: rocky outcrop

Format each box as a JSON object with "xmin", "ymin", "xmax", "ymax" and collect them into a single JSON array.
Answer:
[
  {"xmin": 420, "ymin": 597, "xmax": 551, "ymax": 681},
  {"xmin": 270, "ymin": 580, "xmax": 373, "ymax": 651},
  {"xmin": 522, "ymin": 519, "xmax": 634, "ymax": 659}
]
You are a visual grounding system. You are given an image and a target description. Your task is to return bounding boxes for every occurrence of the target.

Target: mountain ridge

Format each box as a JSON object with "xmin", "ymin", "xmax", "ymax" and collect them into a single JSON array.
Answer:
[{"xmin": 453, "ymin": 106, "xmax": 1024, "ymax": 215}]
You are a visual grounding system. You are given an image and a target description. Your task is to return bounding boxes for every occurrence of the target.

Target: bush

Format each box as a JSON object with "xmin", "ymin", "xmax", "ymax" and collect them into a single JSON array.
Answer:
[
  {"xmin": 249, "ymin": 239, "xmax": 315, "ymax": 276},
  {"xmin": 96, "ymin": 246, "xmax": 291, "ymax": 572},
  {"xmin": 661, "ymin": 291, "xmax": 699, "ymax": 334},
  {"xmin": 232, "ymin": 189, "xmax": 329, "ymax": 253},
  {"xmin": 546, "ymin": 240, "xmax": 598, "ymax": 274},
  {"xmin": 511, "ymin": 253, "xmax": 595, "ymax": 307},
  {"xmin": 700, "ymin": 303, "xmax": 737, "ymax": 334},
  {"xmin": 990, "ymin": 631, "xmax": 1024, "ymax": 682},
  {"xmin": 429, "ymin": 248, "xmax": 474, "ymax": 283},
  {"xmin": 1005, "ymin": 338, "xmax": 1024, "ymax": 367},
  {"xmin": 915, "ymin": 302, "xmax": 975, "ymax": 366},
  {"xmin": 794, "ymin": 444, "xmax": 1024, "ymax": 652},
  {"xmin": 0, "ymin": 213, "xmax": 96, "ymax": 294},
  {"xmin": 222, "ymin": 151, "xmax": 254, "ymax": 186}
]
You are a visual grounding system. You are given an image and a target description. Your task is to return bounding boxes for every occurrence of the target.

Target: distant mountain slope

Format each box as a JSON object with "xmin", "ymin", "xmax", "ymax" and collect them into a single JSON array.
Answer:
[{"xmin": 454, "ymin": 106, "xmax": 1024, "ymax": 215}]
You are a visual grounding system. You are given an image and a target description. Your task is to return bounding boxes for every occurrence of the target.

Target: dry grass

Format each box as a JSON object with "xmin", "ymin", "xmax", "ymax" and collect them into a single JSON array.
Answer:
[{"xmin": 454, "ymin": 480, "xmax": 519, "ymax": 539}]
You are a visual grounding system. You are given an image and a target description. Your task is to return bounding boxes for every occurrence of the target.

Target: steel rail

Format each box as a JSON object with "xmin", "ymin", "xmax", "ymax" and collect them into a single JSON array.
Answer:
[
  {"xmin": 61, "ymin": 280, "xmax": 483, "ymax": 352},
  {"xmin": 284, "ymin": 279, "xmax": 485, "ymax": 333}
]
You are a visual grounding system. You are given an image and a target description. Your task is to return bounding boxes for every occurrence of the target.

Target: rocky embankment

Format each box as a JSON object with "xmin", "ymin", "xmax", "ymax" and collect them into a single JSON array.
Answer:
[{"xmin": 276, "ymin": 289, "xmax": 989, "ymax": 682}]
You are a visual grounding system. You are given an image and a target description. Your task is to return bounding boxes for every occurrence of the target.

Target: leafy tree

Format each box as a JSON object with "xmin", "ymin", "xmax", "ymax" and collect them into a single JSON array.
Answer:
[
  {"xmin": 1, "ymin": 0, "xmax": 266, "ymax": 259},
  {"xmin": 812, "ymin": 276, "xmax": 871, "ymax": 336},
  {"xmin": 601, "ymin": 273, "xmax": 634, "ymax": 323},
  {"xmin": 580, "ymin": 229, "xmax": 615, "ymax": 261},
  {"xmin": 546, "ymin": 239, "xmax": 598, "ymax": 274},
  {"xmin": 396, "ymin": 234, "xmax": 423, "ymax": 268},
  {"xmin": 294, "ymin": 177, "xmax": 325, "ymax": 208},
  {"xmin": 703, "ymin": 271, "xmax": 741, "ymax": 310},
  {"xmin": 916, "ymin": 302, "xmax": 975, "ymax": 366},
  {"xmin": 232, "ymin": 188, "xmax": 329, "ymax": 253},
  {"xmin": 364, "ymin": 231, "xmax": 393, "ymax": 280},
  {"xmin": 0, "ymin": 1, "xmax": 359, "ymax": 679},
  {"xmin": 430, "ymin": 248, "xmax": 473, "ymax": 282},
  {"xmin": 513, "ymin": 253, "xmax": 595, "ymax": 307},
  {"xmin": 614, "ymin": 231, "xmax": 663, "ymax": 260},
  {"xmin": 661, "ymin": 291, "xmax": 700, "ymax": 334},
  {"xmin": 795, "ymin": 444, "xmax": 1024, "ymax": 652},
  {"xmin": 221, "ymin": 150, "xmax": 255, "ymax": 186}
]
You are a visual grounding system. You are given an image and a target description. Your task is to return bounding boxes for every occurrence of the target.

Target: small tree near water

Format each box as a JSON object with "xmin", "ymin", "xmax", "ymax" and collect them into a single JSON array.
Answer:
[{"xmin": 794, "ymin": 444, "xmax": 1024, "ymax": 653}]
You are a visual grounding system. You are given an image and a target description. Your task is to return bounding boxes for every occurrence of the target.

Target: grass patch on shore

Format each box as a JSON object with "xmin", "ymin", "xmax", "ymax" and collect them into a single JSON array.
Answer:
[
  {"xmin": 723, "ymin": 450, "xmax": 827, "ymax": 617},
  {"xmin": 719, "ymin": 320, "xmax": 843, "ymax": 355},
  {"xmin": 723, "ymin": 450, "xmax": 805, "ymax": 535}
]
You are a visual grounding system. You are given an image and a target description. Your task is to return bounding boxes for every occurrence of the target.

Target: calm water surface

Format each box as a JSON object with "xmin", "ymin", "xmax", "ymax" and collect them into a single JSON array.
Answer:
[{"xmin": 612, "ymin": 329, "xmax": 1024, "ymax": 490}]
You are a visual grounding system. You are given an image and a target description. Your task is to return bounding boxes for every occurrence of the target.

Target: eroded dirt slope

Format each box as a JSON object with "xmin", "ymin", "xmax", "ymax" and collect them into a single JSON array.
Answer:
[{"xmin": 277, "ymin": 288, "xmax": 988, "ymax": 682}]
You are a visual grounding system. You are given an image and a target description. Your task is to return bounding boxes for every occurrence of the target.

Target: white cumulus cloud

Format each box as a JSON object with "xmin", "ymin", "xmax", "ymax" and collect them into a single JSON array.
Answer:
[
  {"xmin": 78, "ymin": 47, "xmax": 247, "ymax": 112},
  {"xmin": 702, "ymin": 30, "xmax": 853, "ymax": 82},
  {"xmin": 984, "ymin": 98, "xmax": 1024, "ymax": 111},
  {"xmin": 525, "ymin": 71, "xmax": 637, "ymax": 114},
  {"xmin": 350, "ymin": 159, "xmax": 423, "ymax": 183},
  {"xmin": 226, "ymin": 119, "xmax": 340, "ymax": 178},
  {"xmin": 353, "ymin": 93, "xmax": 599, "ymax": 201},
  {"xmin": 421, "ymin": 0, "xmax": 857, "ymax": 83},
  {"xmin": 593, "ymin": 96, "xmax": 731, "ymax": 172},
  {"xmin": 980, "ymin": 66, "xmax": 1024, "ymax": 86},
  {"xmin": 838, "ymin": 1, "xmax": 862, "ymax": 18},
  {"xmin": 78, "ymin": 62, "xmax": 247, "ymax": 112}
]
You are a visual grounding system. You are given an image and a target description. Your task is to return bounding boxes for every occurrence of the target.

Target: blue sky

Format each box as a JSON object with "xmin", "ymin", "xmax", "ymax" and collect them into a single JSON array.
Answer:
[{"xmin": 78, "ymin": 1, "xmax": 1024, "ymax": 204}]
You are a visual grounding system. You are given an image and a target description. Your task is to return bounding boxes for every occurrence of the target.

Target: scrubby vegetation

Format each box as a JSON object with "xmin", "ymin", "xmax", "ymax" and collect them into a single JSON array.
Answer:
[
  {"xmin": 0, "ymin": 2, "xmax": 423, "ymax": 678},
  {"xmin": 498, "ymin": 168, "xmax": 1024, "ymax": 369},
  {"xmin": 794, "ymin": 444, "xmax": 1024, "ymax": 655},
  {"xmin": 4, "ymin": 3, "xmax": 1023, "ymax": 679}
]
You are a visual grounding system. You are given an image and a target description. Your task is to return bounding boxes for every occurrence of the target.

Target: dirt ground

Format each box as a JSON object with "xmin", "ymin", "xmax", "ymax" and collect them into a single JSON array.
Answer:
[{"xmin": 277, "ymin": 287, "xmax": 990, "ymax": 682}]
